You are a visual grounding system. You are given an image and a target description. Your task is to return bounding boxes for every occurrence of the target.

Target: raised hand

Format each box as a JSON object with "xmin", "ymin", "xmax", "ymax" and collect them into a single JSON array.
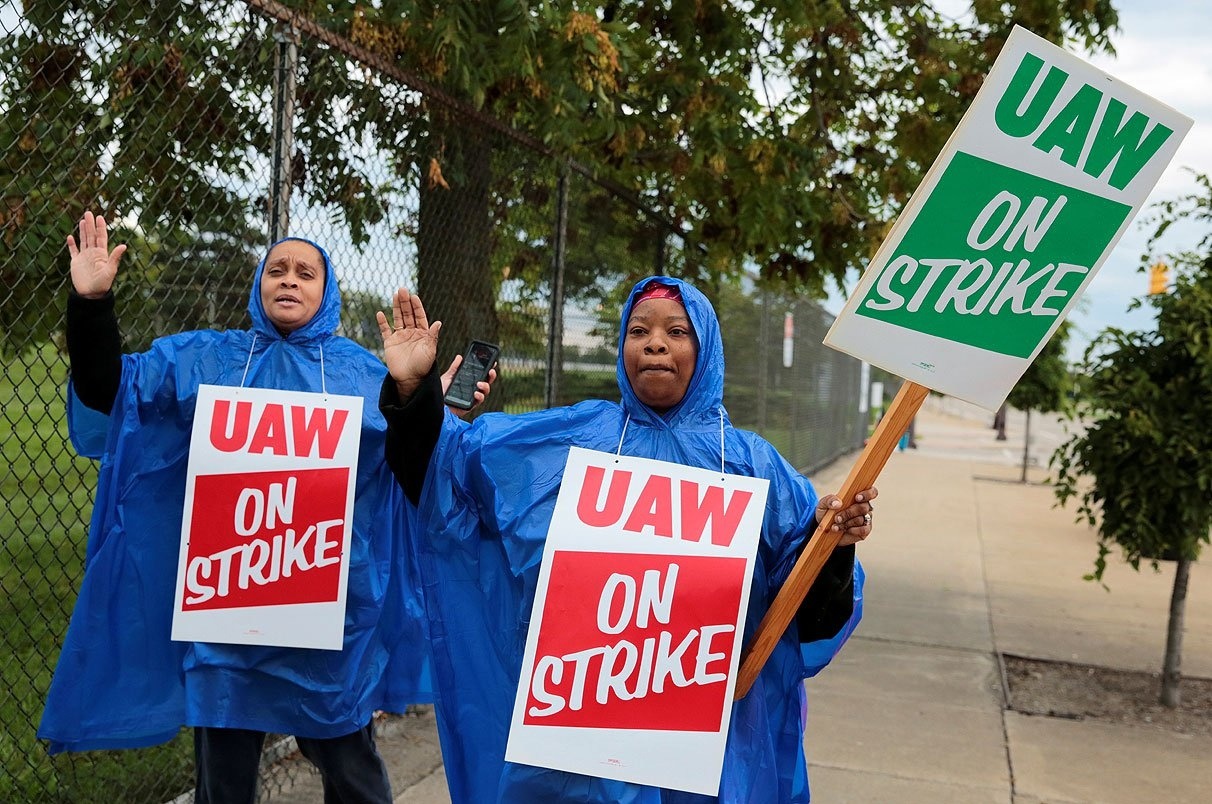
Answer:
[
  {"xmin": 376, "ymin": 288, "xmax": 441, "ymax": 398},
  {"xmin": 67, "ymin": 211, "xmax": 127, "ymax": 299}
]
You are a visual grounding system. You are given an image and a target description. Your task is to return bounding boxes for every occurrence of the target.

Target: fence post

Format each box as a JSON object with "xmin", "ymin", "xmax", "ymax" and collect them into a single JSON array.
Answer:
[
  {"xmin": 757, "ymin": 288, "xmax": 769, "ymax": 432},
  {"xmin": 544, "ymin": 166, "xmax": 569, "ymax": 409},
  {"xmin": 269, "ymin": 23, "xmax": 299, "ymax": 243}
]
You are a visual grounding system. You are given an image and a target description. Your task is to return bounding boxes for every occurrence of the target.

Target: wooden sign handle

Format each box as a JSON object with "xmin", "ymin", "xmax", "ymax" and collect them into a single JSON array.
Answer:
[{"xmin": 734, "ymin": 380, "xmax": 929, "ymax": 699}]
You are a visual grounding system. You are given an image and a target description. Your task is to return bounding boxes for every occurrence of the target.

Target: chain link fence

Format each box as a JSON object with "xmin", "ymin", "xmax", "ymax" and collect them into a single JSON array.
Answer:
[{"xmin": 1, "ymin": 1, "xmax": 885, "ymax": 800}]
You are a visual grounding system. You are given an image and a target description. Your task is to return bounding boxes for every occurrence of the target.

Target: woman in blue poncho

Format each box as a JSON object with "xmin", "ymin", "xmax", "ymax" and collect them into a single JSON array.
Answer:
[
  {"xmin": 376, "ymin": 277, "xmax": 877, "ymax": 803},
  {"xmin": 39, "ymin": 212, "xmax": 486, "ymax": 804}
]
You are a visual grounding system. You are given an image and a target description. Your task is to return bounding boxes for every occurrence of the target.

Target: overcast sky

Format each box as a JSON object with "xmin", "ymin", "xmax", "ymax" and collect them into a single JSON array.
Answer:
[{"xmin": 1065, "ymin": 0, "xmax": 1212, "ymax": 358}]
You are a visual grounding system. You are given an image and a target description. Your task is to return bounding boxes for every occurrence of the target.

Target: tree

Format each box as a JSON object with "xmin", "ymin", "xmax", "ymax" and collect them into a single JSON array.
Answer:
[
  {"xmin": 1006, "ymin": 321, "xmax": 1072, "ymax": 482},
  {"xmin": 3, "ymin": 1, "xmax": 1121, "ymax": 359},
  {"xmin": 348, "ymin": 0, "xmax": 1120, "ymax": 349},
  {"xmin": 0, "ymin": 0, "xmax": 268, "ymax": 355},
  {"xmin": 1052, "ymin": 173, "xmax": 1212, "ymax": 708}
]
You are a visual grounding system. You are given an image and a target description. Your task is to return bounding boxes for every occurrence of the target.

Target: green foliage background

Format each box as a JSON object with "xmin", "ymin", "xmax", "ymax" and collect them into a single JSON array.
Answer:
[
  {"xmin": 1, "ymin": 0, "xmax": 1122, "ymax": 357},
  {"xmin": 1053, "ymin": 174, "xmax": 1212, "ymax": 579}
]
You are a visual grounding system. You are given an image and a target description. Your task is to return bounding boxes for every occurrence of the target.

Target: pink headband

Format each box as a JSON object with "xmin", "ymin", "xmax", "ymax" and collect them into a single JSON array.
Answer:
[{"xmin": 635, "ymin": 283, "xmax": 683, "ymax": 305}]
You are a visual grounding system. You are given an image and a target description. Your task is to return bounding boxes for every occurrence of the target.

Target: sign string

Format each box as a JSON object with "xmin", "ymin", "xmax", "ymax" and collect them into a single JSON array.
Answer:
[{"xmin": 239, "ymin": 333, "xmax": 258, "ymax": 390}]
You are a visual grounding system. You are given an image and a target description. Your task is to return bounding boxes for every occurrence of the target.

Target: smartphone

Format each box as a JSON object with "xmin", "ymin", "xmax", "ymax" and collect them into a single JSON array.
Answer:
[{"xmin": 443, "ymin": 339, "xmax": 500, "ymax": 410}]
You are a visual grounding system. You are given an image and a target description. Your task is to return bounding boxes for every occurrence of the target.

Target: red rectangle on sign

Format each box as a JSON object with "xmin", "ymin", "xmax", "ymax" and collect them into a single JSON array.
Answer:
[
  {"xmin": 523, "ymin": 551, "xmax": 746, "ymax": 731},
  {"xmin": 182, "ymin": 468, "xmax": 348, "ymax": 610}
]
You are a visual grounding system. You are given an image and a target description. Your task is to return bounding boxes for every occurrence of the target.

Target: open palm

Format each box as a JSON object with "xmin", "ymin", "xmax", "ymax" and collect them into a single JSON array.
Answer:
[
  {"xmin": 377, "ymin": 288, "xmax": 441, "ymax": 396},
  {"xmin": 68, "ymin": 211, "xmax": 127, "ymax": 298}
]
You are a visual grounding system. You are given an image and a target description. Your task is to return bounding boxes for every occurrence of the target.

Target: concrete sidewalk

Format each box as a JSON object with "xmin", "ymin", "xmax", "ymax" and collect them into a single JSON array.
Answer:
[
  {"xmin": 804, "ymin": 396, "xmax": 1212, "ymax": 803},
  {"xmin": 312, "ymin": 396, "xmax": 1210, "ymax": 803}
]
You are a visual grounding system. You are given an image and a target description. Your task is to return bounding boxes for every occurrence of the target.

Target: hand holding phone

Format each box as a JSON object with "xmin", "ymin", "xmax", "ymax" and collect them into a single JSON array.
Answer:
[{"xmin": 443, "ymin": 340, "xmax": 500, "ymax": 410}]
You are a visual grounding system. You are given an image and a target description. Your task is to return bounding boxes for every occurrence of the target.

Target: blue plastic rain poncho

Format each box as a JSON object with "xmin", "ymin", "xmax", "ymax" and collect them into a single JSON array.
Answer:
[
  {"xmin": 413, "ymin": 277, "xmax": 863, "ymax": 803},
  {"xmin": 38, "ymin": 240, "xmax": 432, "ymax": 752}
]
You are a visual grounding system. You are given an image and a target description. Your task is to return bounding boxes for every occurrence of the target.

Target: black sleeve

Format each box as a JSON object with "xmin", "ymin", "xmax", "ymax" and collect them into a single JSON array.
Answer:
[
  {"xmin": 66, "ymin": 290, "xmax": 123, "ymax": 415},
  {"xmin": 379, "ymin": 367, "xmax": 445, "ymax": 505},
  {"xmin": 795, "ymin": 543, "xmax": 856, "ymax": 643}
]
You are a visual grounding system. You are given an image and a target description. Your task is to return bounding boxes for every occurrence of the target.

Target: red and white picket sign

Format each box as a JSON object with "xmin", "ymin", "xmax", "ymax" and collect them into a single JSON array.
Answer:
[
  {"xmin": 505, "ymin": 447, "xmax": 768, "ymax": 795},
  {"xmin": 171, "ymin": 385, "xmax": 362, "ymax": 650}
]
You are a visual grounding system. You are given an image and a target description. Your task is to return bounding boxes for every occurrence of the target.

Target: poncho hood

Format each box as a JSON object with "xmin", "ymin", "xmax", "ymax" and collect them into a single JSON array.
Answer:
[
  {"xmin": 247, "ymin": 236, "xmax": 342, "ymax": 343},
  {"xmin": 616, "ymin": 276, "xmax": 724, "ymax": 425}
]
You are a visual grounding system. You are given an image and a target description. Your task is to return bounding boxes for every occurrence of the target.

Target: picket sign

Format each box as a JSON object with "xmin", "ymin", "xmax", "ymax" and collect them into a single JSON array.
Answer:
[
  {"xmin": 736, "ymin": 25, "xmax": 1192, "ymax": 698},
  {"xmin": 171, "ymin": 384, "xmax": 361, "ymax": 650},
  {"xmin": 506, "ymin": 447, "xmax": 768, "ymax": 794}
]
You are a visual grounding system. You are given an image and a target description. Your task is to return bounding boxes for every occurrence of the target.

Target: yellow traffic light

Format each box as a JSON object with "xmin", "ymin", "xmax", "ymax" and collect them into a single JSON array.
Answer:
[{"xmin": 1149, "ymin": 261, "xmax": 1169, "ymax": 295}]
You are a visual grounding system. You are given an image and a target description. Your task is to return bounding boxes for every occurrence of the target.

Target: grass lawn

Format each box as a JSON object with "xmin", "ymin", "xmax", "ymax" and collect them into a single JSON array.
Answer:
[{"xmin": 0, "ymin": 344, "xmax": 194, "ymax": 803}]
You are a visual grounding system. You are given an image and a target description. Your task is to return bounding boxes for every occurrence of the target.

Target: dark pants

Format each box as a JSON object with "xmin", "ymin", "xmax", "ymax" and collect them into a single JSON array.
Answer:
[{"xmin": 193, "ymin": 721, "xmax": 392, "ymax": 804}]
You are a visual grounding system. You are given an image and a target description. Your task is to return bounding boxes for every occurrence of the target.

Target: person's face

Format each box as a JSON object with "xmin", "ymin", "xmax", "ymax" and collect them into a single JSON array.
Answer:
[
  {"xmin": 623, "ymin": 297, "xmax": 697, "ymax": 414},
  {"xmin": 259, "ymin": 240, "xmax": 325, "ymax": 335}
]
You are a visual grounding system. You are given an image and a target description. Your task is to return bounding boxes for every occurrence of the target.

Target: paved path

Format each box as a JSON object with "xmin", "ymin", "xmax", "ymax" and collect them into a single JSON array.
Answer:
[
  {"xmin": 804, "ymin": 397, "xmax": 1211, "ymax": 803},
  {"xmin": 276, "ymin": 397, "xmax": 1212, "ymax": 803}
]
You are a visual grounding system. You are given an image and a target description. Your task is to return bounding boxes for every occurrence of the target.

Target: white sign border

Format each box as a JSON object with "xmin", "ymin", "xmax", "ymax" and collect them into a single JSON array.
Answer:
[
  {"xmin": 824, "ymin": 25, "xmax": 1194, "ymax": 411},
  {"xmin": 170, "ymin": 384, "xmax": 362, "ymax": 650}
]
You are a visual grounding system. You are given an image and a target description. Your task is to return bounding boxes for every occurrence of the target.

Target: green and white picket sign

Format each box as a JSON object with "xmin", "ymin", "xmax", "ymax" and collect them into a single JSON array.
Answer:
[
  {"xmin": 824, "ymin": 25, "xmax": 1193, "ymax": 411},
  {"xmin": 739, "ymin": 26, "xmax": 1194, "ymax": 699}
]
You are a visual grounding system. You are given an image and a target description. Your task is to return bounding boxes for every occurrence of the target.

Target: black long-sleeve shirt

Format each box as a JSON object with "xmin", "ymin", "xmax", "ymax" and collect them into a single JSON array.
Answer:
[
  {"xmin": 65, "ymin": 290, "xmax": 123, "ymax": 414},
  {"xmin": 796, "ymin": 543, "xmax": 856, "ymax": 643},
  {"xmin": 378, "ymin": 376, "xmax": 855, "ymax": 644},
  {"xmin": 379, "ymin": 368, "xmax": 445, "ymax": 505}
]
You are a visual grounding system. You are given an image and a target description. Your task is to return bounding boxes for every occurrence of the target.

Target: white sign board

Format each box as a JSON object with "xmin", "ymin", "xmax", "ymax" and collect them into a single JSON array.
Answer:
[
  {"xmin": 505, "ymin": 447, "xmax": 769, "ymax": 795},
  {"xmin": 825, "ymin": 26, "xmax": 1193, "ymax": 410},
  {"xmin": 171, "ymin": 385, "xmax": 361, "ymax": 650}
]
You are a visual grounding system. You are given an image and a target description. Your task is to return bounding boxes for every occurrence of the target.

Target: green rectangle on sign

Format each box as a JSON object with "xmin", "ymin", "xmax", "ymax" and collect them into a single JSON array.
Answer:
[{"xmin": 856, "ymin": 152, "xmax": 1130, "ymax": 357}]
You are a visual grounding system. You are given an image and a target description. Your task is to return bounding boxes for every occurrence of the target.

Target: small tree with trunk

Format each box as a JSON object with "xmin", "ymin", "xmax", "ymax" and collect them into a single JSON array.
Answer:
[
  {"xmin": 1006, "ymin": 321, "xmax": 1072, "ymax": 482},
  {"xmin": 1052, "ymin": 173, "xmax": 1212, "ymax": 707}
]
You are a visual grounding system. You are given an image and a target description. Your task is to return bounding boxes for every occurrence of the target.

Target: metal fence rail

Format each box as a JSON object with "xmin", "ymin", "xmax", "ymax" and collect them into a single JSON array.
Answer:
[{"xmin": 0, "ymin": 2, "xmax": 879, "ymax": 800}]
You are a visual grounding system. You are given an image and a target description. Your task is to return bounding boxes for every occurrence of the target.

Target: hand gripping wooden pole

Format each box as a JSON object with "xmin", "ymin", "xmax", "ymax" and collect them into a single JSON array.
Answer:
[{"xmin": 734, "ymin": 380, "xmax": 929, "ymax": 699}]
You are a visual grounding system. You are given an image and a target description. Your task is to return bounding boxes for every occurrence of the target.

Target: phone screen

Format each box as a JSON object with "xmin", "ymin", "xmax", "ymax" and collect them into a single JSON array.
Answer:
[{"xmin": 445, "ymin": 341, "xmax": 498, "ymax": 408}]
